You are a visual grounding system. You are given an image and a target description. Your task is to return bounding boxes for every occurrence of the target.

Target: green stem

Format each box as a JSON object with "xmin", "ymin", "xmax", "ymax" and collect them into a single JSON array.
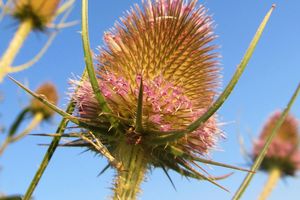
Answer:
[
  {"xmin": 81, "ymin": 0, "xmax": 111, "ymax": 114},
  {"xmin": 258, "ymin": 168, "xmax": 281, "ymax": 200},
  {"xmin": 113, "ymin": 142, "xmax": 147, "ymax": 200},
  {"xmin": 232, "ymin": 82, "xmax": 300, "ymax": 200},
  {"xmin": 23, "ymin": 70, "xmax": 88, "ymax": 200},
  {"xmin": 0, "ymin": 20, "xmax": 32, "ymax": 82}
]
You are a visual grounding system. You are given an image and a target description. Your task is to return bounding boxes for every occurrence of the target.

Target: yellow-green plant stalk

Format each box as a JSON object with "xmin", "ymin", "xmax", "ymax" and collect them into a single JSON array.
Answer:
[
  {"xmin": 0, "ymin": 19, "xmax": 32, "ymax": 82},
  {"xmin": 0, "ymin": 83, "xmax": 58, "ymax": 156},
  {"xmin": 253, "ymin": 112, "xmax": 300, "ymax": 200},
  {"xmin": 258, "ymin": 167, "xmax": 281, "ymax": 200},
  {"xmin": 0, "ymin": 0, "xmax": 60, "ymax": 82}
]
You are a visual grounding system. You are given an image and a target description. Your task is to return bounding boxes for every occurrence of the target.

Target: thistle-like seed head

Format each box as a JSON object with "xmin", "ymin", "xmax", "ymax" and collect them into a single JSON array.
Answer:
[
  {"xmin": 253, "ymin": 111, "xmax": 300, "ymax": 176},
  {"xmin": 71, "ymin": 0, "xmax": 222, "ymax": 180},
  {"xmin": 13, "ymin": 0, "xmax": 60, "ymax": 30},
  {"xmin": 30, "ymin": 82, "xmax": 58, "ymax": 118}
]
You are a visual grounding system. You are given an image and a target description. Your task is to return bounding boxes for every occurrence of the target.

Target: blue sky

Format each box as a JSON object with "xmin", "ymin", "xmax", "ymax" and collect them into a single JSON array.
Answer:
[{"xmin": 0, "ymin": 0, "xmax": 299, "ymax": 200}]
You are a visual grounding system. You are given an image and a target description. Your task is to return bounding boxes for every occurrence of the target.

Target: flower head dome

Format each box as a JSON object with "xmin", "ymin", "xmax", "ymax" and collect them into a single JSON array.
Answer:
[
  {"xmin": 74, "ymin": 0, "xmax": 220, "ymax": 153},
  {"xmin": 253, "ymin": 111, "xmax": 300, "ymax": 176},
  {"xmin": 71, "ymin": 0, "xmax": 224, "ymax": 197}
]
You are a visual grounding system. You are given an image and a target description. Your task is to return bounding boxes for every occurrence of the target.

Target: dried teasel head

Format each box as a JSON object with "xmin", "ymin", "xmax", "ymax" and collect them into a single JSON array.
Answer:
[{"xmin": 13, "ymin": 0, "xmax": 60, "ymax": 30}]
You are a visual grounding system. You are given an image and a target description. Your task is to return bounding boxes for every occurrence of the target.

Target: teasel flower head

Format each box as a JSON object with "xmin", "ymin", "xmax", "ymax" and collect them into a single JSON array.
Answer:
[
  {"xmin": 253, "ymin": 111, "xmax": 300, "ymax": 176},
  {"xmin": 13, "ymin": 0, "xmax": 60, "ymax": 30},
  {"xmin": 30, "ymin": 82, "xmax": 58, "ymax": 119},
  {"xmin": 70, "ymin": 0, "xmax": 226, "ymax": 197}
]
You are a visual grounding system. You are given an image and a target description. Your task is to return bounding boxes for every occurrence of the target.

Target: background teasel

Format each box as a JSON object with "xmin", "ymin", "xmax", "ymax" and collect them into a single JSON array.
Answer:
[
  {"xmin": 13, "ymin": 0, "xmax": 60, "ymax": 30},
  {"xmin": 0, "ymin": 0, "xmax": 75, "ymax": 82},
  {"xmin": 253, "ymin": 112, "xmax": 300, "ymax": 176},
  {"xmin": 252, "ymin": 112, "xmax": 300, "ymax": 200},
  {"xmin": 1, "ymin": 0, "xmax": 300, "ymax": 200},
  {"xmin": 0, "ymin": 82, "xmax": 58, "ymax": 156}
]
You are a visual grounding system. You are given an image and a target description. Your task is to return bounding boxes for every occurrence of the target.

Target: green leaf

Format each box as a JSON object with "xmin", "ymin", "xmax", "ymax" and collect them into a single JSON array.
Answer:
[
  {"xmin": 232, "ymin": 82, "xmax": 300, "ymax": 200},
  {"xmin": 8, "ymin": 107, "xmax": 30, "ymax": 137},
  {"xmin": 148, "ymin": 4, "xmax": 276, "ymax": 145}
]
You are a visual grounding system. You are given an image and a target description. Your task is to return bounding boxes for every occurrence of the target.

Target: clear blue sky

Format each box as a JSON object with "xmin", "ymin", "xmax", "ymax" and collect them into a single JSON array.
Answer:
[{"xmin": 0, "ymin": 1, "xmax": 299, "ymax": 200}]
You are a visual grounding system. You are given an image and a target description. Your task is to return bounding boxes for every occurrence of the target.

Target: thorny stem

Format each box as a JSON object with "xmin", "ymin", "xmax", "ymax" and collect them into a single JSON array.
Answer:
[
  {"xmin": 258, "ymin": 168, "xmax": 281, "ymax": 200},
  {"xmin": 81, "ymin": 0, "xmax": 115, "ymax": 126},
  {"xmin": 0, "ymin": 20, "xmax": 32, "ymax": 82},
  {"xmin": 113, "ymin": 142, "xmax": 147, "ymax": 200}
]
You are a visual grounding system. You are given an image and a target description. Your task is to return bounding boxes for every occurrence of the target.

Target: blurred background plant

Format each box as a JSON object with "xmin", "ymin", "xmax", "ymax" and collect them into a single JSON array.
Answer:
[
  {"xmin": 0, "ymin": 82, "xmax": 58, "ymax": 156},
  {"xmin": 0, "ymin": 0, "xmax": 77, "ymax": 82},
  {"xmin": 252, "ymin": 112, "xmax": 300, "ymax": 200},
  {"xmin": 0, "ymin": 0, "xmax": 75, "ymax": 199}
]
